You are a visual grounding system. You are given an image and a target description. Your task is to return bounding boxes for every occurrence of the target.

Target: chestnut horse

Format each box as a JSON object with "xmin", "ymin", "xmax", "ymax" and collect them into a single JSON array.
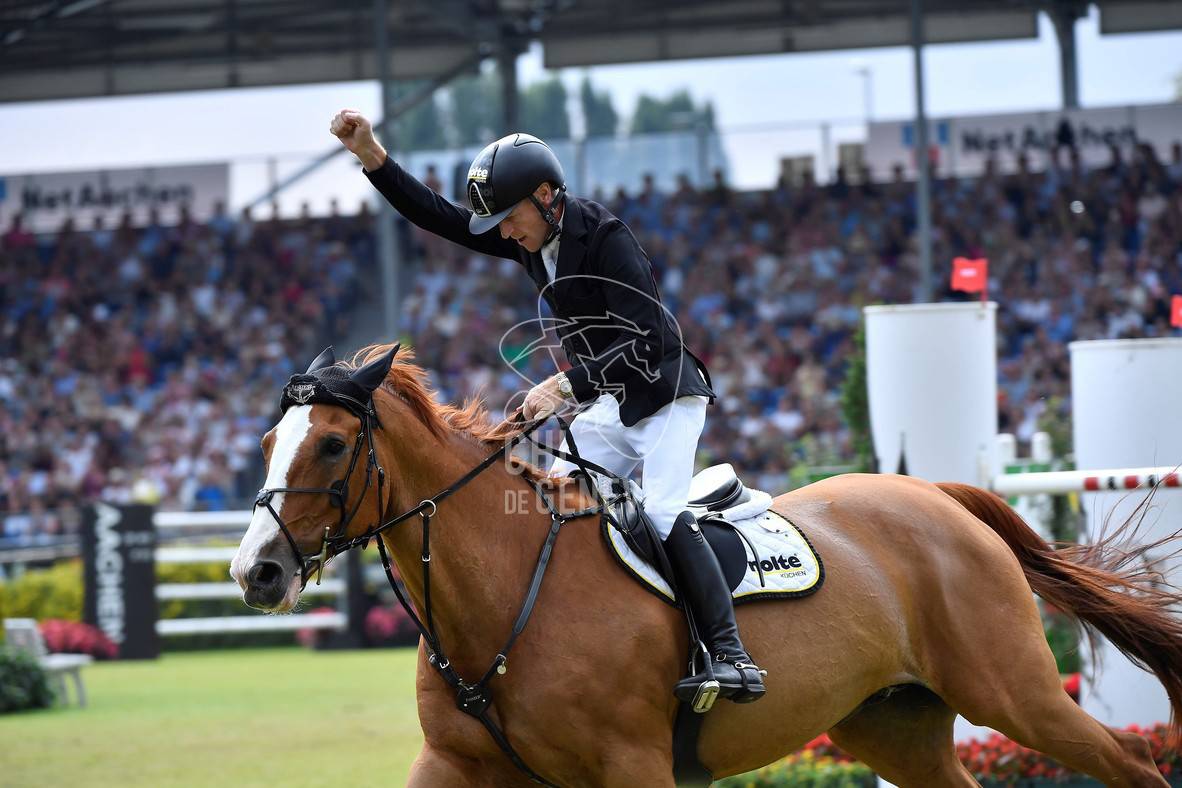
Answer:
[{"xmin": 231, "ymin": 344, "xmax": 1182, "ymax": 787}]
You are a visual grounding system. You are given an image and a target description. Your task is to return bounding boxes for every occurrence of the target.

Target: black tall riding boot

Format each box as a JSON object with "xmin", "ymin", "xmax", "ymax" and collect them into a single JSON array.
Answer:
[{"xmin": 663, "ymin": 510, "xmax": 766, "ymax": 707}]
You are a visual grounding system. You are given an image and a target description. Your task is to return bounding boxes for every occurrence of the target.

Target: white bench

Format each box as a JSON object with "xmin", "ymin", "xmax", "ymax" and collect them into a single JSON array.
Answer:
[{"xmin": 3, "ymin": 618, "xmax": 92, "ymax": 707}]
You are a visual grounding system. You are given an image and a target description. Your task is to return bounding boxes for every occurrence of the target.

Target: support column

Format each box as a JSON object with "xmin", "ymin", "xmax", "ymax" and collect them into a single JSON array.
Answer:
[
  {"xmin": 499, "ymin": 44, "xmax": 519, "ymax": 133},
  {"xmin": 820, "ymin": 122, "xmax": 832, "ymax": 183},
  {"xmin": 374, "ymin": 0, "xmax": 401, "ymax": 342},
  {"xmin": 1050, "ymin": 2, "xmax": 1082, "ymax": 109},
  {"xmin": 909, "ymin": 0, "xmax": 933, "ymax": 303}
]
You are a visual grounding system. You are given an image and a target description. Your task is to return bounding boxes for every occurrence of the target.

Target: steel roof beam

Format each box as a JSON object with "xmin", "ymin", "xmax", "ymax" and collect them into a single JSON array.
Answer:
[{"xmin": 1, "ymin": 0, "xmax": 110, "ymax": 52}]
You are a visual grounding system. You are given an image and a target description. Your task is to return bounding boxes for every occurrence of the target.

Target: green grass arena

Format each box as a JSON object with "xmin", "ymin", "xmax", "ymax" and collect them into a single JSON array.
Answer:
[{"xmin": 0, "ymin": 648, "xmax": 424, "ymax": 787}]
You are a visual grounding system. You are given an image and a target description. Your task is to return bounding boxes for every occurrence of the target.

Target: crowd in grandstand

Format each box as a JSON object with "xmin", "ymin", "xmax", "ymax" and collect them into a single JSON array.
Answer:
[
  {"xmin": 0, "ymin": 200, "xmax": 376, "ymax": 543},
  {"xmin": 2, "ymin": 139, "xmax": 1181, "ymax": 544}
]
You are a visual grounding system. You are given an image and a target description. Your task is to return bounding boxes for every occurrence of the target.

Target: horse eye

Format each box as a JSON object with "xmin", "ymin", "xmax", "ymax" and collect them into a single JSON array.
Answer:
[{"xmin": 323, "ymin": 439, "xmax": 347, "ymax": 457}]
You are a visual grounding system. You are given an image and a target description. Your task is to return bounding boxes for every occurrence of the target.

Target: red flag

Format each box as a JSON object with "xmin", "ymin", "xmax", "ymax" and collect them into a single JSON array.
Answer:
[
  {"xmin": 1172, "ymin": 295, "xmax": 1182, "ymax": 328},
  {"xmin": 951, "ymin": 257, "xmax": 988, "ymax": 294}
]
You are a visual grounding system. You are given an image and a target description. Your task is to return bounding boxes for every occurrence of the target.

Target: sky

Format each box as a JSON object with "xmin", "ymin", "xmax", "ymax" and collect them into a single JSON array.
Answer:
[{"xmin": 0, "ymin": 6, "xmax": 1179, "ymax": 211}]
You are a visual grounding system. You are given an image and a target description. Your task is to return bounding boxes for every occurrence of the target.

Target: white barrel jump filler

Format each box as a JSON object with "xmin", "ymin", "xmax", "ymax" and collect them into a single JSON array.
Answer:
[
  {"xmin": 1071, "ymin": 338, "xmax": 1182, "ymax": 730},
  {"xmin": 864, "ymin": 302, "xmax": 998, "ymax": 485}
]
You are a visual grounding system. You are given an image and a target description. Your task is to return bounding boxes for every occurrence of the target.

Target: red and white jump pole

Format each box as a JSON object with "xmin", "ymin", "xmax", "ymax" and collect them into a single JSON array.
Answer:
[{"xmin": 992, "ymin": 467, "xmax": 1181, "ymax": 497}]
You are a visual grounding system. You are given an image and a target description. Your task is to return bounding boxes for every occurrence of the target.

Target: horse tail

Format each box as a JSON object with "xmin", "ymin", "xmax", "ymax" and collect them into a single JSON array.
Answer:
[{"xmin": 937, "ymin": 481, "xmax": 1182, "ymax": 740}]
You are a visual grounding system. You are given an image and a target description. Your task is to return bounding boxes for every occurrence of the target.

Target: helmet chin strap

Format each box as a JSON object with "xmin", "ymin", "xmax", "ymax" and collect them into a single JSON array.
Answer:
[{"xmin": 529, "ymin": 186, "xmax": 566, "ymax": 244}]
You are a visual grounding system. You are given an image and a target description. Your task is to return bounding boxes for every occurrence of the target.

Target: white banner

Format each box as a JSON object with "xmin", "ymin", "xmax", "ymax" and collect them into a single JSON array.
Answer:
[
  {"xmin": 0, "ymin": 163, "xmax": 229, "ymax": 234},
  {"xmin": 865, "ymin": 102, "xmax": 1182, "ymax": 179}
]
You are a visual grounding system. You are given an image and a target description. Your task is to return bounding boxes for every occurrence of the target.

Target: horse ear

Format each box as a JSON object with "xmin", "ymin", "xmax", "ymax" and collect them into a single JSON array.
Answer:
[
  {"xmin": 306, "ymin": 346, "xmax": 336, "ymax": 374},
  {"xmin": 350, "ymin": 344, "xmax": 400, "ymax": 393}
]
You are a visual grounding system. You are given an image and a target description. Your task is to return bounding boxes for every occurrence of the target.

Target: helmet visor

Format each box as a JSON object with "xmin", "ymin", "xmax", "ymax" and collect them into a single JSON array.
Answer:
[{"xmin": 468, "ymin": 180, "xmax": 514, "ymax": 235}]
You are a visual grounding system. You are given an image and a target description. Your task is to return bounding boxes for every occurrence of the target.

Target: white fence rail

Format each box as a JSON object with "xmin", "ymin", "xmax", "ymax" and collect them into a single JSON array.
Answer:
[
  {"xmin": 157, "ymin": 579, "xmax": 345, "ymax": 601},
  {"xmin": 153, "ymin": 510, "xmax": 258, "ymax": 529},
  {"xmin": 156, "ymin": 546, "xmax": 239, "ymax": 564},
  {"xmin": 157, "ymin": 612, "xmax": 346, "ymax": 636},
  {"xmin": 151, "ymin": 509, "xmax": 348, "ymax": 638}
]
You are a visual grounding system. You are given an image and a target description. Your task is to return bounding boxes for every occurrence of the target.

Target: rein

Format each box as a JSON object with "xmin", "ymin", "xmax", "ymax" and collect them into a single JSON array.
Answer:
[{"xmin": 254, "ymin": 407, "xmax": 628, "ymax": 787}]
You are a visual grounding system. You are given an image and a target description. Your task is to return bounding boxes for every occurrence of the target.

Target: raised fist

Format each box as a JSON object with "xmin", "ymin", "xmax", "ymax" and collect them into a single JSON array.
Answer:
[{"xmin": 330, "ymin": 109, "xmax": 377, "ymax": 155}]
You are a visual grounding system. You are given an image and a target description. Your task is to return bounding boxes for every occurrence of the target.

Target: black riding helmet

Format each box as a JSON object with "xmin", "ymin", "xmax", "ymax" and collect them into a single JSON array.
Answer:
[{"xmin": 466, "ymin": 133, "xmax": 566, "ymax": 239}]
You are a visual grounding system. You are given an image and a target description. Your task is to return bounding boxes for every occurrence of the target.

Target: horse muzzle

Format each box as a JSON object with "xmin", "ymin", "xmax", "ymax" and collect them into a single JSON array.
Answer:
[{"xmin": 242, "ymin": 559, "xmax": 298, "ymax": 611}]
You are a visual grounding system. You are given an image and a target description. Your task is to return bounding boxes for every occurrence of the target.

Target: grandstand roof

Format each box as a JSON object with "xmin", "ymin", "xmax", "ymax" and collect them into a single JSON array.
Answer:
[{"xmin": 2, "ymin": 0, "xmax": 1181, "ymax": 103}]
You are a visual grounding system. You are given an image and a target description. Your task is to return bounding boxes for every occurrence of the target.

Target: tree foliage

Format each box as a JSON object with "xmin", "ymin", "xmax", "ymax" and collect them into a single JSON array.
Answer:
[
  {"xmin": 438, "ymin": 76, "xmax": 720, "ymax": 144},
  {"xmin": 630, "ymin": 89, "xmax": 716, "ymax": 134},
  {"xmin": 839, "ymin": 321, "xmax": 875, "ymax": 473},
  {"xmin": 521, "ymin": 76, "xmax": 570, "ymax": 140},
  {"xmin": 580, "ymin": 76, "xmax": 618, "ymax": 137},
  {"xmin": 450, "ymin": 72, "xmax": 505, "ymax": 146},
  {"xmin": 390, "ymin": 85, "xmax": 445, "ymax": 151}
]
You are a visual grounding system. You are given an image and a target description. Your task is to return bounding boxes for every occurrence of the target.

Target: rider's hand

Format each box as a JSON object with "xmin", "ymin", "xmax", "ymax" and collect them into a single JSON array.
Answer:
[
  {"xmin": 330, "ymin": 109, "xmax": 386, "ymax": 170},
  {"xmin": 522, "ymin": 375, "xmax": 571, "ymax": 421}
]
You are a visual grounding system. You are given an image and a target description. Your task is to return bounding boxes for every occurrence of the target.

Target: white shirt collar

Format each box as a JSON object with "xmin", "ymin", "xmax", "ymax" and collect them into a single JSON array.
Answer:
[{"xmin": 540, "ymin": 209, "xmax": 565, "ymax": 275}]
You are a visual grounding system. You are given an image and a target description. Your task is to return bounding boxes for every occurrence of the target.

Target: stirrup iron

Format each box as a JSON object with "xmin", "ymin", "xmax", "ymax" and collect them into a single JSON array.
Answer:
[{"xmin": 691, "ymin": 679, "xmax": 720, "ymax": 713}]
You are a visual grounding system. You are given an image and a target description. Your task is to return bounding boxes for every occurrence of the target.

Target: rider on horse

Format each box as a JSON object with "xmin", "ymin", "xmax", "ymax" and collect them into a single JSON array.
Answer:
[{"xmin": 332, "ymin": 110, "xmax": 766, "ymax": 705}]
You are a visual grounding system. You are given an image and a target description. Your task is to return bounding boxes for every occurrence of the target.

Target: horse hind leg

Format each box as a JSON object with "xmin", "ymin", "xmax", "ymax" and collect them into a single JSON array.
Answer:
[
  {"xmin": 827, "ymin": 684, "xmax": 978, "ymax": 787},
  {"xmin": 928, "ymin": 605, "xmax": 1165, "ymax": 785},
  {"xmin": 957, "ymin": 683, "xmax": 1166, "ymax": 788}
]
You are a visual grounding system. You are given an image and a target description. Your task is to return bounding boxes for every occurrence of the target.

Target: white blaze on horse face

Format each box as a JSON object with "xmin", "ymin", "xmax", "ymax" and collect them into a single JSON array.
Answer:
[{"xmin": 230, "ymin": 405, "xmax": 314, "ymax": 589}]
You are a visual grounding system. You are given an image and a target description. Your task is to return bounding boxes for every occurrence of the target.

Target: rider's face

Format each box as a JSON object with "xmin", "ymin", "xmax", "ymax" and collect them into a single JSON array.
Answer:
[{"xmin": 499, "ymin": 184, "xmax": 557, "ymax": 254}]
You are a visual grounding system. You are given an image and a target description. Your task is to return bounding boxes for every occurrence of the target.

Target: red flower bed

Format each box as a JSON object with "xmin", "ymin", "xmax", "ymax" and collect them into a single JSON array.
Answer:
[
  {"xmin": 801, "ymin": 733, "xmax": 857, "ymax": 762},
  {"xmin": 38, "ymin": 619, "xmax": 118, "ymax": 659},
  {"xmin": 363, "ymin": 604, "xmax": 418, "ymax": 646},
  {"xmin": 958, "ymin": 733, "xmax": 1072, "ymax": 783},
  {"xmin": 958, "ymin": 723, "xmax": 1181, "ymax": 782}
]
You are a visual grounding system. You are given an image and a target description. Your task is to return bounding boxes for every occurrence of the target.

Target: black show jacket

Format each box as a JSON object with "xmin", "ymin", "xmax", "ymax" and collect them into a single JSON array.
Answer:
[{"xmin": 364, "ymin": 155, "xmax": 715, "ymax": 427}]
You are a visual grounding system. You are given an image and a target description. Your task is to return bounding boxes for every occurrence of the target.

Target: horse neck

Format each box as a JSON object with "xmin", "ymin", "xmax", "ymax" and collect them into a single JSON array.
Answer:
[{"xmin": 373, "ymin": 399, "xmax": 552, "ymax": 668}]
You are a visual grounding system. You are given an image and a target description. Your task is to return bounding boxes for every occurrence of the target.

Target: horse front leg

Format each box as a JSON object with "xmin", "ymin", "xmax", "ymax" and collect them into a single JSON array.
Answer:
[
  {"xmin": 600, "ymin": 747, "xmax": 678, "ymax": 788},
  {"xmin": 406, "ymin": 744, "xmax": 483, "ymax": 787}
]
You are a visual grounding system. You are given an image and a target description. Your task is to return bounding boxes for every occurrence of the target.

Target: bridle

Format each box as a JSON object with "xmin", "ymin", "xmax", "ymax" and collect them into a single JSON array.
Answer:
[
  {"xmin": 252, "ymin": 404, "xmax": 384, "ymax": 589},
  {"xmin": 251, "ymin": 373, "xmax": 632, "ymax": 787}
]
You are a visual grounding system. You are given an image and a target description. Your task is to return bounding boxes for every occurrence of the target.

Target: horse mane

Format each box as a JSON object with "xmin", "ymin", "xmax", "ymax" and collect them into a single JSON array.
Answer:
[{"xmin": 343, "ymin": 342, "xmax": 555, "ymax": 487}]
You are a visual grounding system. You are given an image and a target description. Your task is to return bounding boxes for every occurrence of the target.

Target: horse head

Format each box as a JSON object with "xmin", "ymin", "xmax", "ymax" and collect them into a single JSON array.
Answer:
[{"xmin": 229, "ymin": 343, "xmax": 399, "ymax": 611}]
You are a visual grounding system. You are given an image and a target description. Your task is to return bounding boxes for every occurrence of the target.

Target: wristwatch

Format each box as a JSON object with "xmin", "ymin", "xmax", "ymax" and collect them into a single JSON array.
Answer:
[{"xmin": 555, "ymin": 372, "xmax": 573, "ymax": 399}]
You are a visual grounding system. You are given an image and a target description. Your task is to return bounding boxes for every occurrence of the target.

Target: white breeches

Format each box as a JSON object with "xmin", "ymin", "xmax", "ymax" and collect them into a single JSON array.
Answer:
[{"xmin": 548, "ymin": 393, "xmax": 708, "ymax": 540}]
